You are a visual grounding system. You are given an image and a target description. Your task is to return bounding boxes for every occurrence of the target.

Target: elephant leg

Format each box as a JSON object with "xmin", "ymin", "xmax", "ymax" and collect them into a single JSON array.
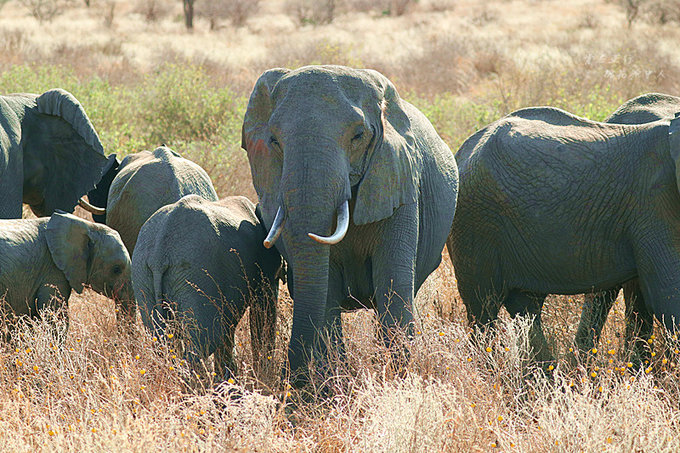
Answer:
[
  {"xmin": 371, "ymin": 207, "xmax": 418, "ymax": 374},
  {"xmin": 457, "ymin": 278, "xmax": 503, "ymax": 327},
  {"xmin": 325, "ymin": 264, "xmax": 346, "ymax": 355},
  {"xmin": 574, "ymin": 288, "xmax": 620, "ymax": 354},
  {"xmin": 249, "ymin": 285, "xmax": 277, "ymax": 379},
  {"xmin": 622, "ymin": 280, "xmax": 653, "ymax": 365},
  {"xmin": 504, "ymin": 290, "xmax": 554, "ymax": 364},
  {"xmin": 314, "ymin": 263, "xmax": 346, "ymax": 382},
  {"xmin": 372, "ymin": 205, "xmax": 418, "ymax": 346},
  {"xmin": 634, "ymin": 233, "xmax": 680, "ymax": 330},
  {"xmin": 36, "ymin": 283, "xmax": 70, "ymax": 344}
]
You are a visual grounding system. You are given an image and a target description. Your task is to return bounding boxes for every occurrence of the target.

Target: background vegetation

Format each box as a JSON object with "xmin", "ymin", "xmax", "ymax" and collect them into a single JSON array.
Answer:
[{"xmin": 1, "ymin": 0, "xmax": 680, "ymax": 450}]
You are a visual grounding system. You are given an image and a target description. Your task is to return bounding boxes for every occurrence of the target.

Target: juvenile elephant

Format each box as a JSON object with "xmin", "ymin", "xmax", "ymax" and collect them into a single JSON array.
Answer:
[
  {"xmin": 448, "ymin": 105, "xmax": 680, "ymax": 363},
  {"xmin": 0, "ymin": 212, "xmax": 132, "ymax": 333},
  {"xmin": 132, "ymin": 195, "xmax": 282, "ymax": 381},
  {"xmin": 574, "ymin": 93, "xmax": 680, "ymax": 358},
  {"xmin": 0, "ymin": 89, "xmax": 108, "ymax": 219},
  {"xmin": 79, "ymin": 145, "xmax": 218, "ymax": 253},
  {"xmin": 242, "ymin": 65, "xmax": 459, "ymax": 385}
]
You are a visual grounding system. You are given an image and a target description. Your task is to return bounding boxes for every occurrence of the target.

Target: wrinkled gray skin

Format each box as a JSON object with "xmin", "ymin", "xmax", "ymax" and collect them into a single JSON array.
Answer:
[
  {"xmin": 83, "ymin": 145, "xmax": 218, "ymax": 253},
  {"xmin": 0, "ymin": 212, "xmax": 132, "ymax": 335},
  {"xmin": 0, "ymin": 89, "xmax": 108, "ymax": 219},
  {"xmin": 607, "ymin": 93, "xmax": 680, "ymax": 124},
  {"xmin": 575, "ymin": 93, "xmax": 680, "ymax": 358},
  {"xmin": 243, "ymin": 65, "xmax": 458, "ymax": 386},
  {"xmin": 132, "ymin": 195, "xmax": 282, "ymax": 381},
  {"xmin": 448, "ymin": 105, "xmax": 680, "ymax": 363}
]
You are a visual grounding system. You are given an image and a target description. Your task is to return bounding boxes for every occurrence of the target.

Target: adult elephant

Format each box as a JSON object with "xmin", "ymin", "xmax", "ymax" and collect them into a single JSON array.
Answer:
[
  {"xmin": 79, "ymin": 145, "xmax": 218, "ymax": 253},
  {"xmin": 448, "ymin": 104, "xmax": 680, "ymax": 363},
  {"xmin": 574, "ymin": 93, "xmax": 680, "ymax": 359},
  {"xmin": 0, "ymin": 89, "xmax": 108, "ymax": 218},
  {"xmin": 242, "ymin": 65, "xmax": 459, "ymax": 386}
]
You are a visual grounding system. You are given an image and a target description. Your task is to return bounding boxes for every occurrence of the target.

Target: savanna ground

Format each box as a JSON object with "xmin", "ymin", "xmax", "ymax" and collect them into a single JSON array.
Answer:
[{"xmin": 2, "ymin": 0, "xmax": 680, "ymax": 450}]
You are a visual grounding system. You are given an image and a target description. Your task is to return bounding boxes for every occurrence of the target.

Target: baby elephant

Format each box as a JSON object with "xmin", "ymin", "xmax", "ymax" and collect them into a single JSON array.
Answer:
[
  {"xmin": 132, "ymin": 195, "xmax": 282, "ymax": 381},
  {"xmin": 0, "ymin": 211, "xmax": 132, "ymax": 334}
]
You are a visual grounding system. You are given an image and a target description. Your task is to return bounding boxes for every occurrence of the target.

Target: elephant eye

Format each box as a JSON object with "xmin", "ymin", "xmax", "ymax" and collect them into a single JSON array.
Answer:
[
  {"xmin": 112, "ymin": 265, "xmax": 123, "ymax": 275},
  {"xmin": 352, "ymin": 131, "xmax": 364, "ymax": 142},
  {"xmin": 270, "ymin": 136, "xmax": 281, "ymax": 148}
]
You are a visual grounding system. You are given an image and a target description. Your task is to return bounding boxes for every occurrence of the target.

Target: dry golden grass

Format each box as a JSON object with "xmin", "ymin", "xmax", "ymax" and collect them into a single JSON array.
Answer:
[
  {"xmin": 5, "ymin": 271, "xmax": 680, "ymax": 451},
  {"xmin": 2, "ymin": 0, "xmax": 680, "ymax": 451}
]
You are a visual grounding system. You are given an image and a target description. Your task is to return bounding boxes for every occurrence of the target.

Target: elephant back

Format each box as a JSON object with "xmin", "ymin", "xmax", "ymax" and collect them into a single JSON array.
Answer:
[
  {"xmin": 606, "ymin": 93, "xmax": 680, "ymax": 125},
  {"xmin": 106, "ymin": 146, "xmax": 218, "ymax": 253}
]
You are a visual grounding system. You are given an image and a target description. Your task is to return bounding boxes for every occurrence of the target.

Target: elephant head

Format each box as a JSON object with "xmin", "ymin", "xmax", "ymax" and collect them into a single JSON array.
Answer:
[
  {"xmin": 45, "ymin": 211, "xmax": 134, "ymax": 319},
  {"xmin": 242, "ymin": 65, "xmax": 421, "ymax": 379},
  {"xmin": 82, "ymin": 154, "xmax": 120, "ymax": 223},
  {"xmin": 10, "ymin": 89, "xmax": 107, "ymax": 217}
]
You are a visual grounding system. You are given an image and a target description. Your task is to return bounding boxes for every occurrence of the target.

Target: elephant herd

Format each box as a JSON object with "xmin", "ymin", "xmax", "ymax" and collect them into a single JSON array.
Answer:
[{"xmin": 1, "ymin": 65, "xmax": 680, "ymax": 389}]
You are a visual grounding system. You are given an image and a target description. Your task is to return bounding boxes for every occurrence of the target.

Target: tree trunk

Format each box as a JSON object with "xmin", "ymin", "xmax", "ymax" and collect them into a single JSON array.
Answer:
[{"xmin": 183, "ymin": 0, "xmax": 194, "ymax": 30}]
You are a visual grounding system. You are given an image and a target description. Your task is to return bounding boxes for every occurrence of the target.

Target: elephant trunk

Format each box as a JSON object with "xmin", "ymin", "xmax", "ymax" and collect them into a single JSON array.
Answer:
[
  {"xmin": 286, "ymin": 240, "xmax": 331, "ymax": 385},
  {"xmin": 280, "ymin": 150, "xmax": 350, "ymax": 386},
  {"xmin": 114, "ymin": 278, "xmax": 136, "ymax": 327}
]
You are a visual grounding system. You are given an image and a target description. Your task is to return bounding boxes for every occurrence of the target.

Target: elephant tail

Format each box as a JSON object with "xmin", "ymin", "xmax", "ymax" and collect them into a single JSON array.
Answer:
[{"xmin": 142, "ymin": 262, "xmax": 174, "ymax": 339}]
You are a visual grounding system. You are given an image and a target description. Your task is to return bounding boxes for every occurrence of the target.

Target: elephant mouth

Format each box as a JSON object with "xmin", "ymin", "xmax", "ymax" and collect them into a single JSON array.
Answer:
[{"xmin": 263, "ymin": 200, "xmax": 350, "ymax": 249}]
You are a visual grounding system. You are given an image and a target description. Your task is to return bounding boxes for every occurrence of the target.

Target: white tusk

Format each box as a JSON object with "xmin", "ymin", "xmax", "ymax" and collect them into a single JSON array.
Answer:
[
  {"xmin": 308, "ymin": 200, "xmax": 349, "ymax": 245},
  {"xmin": 78, "ymin": 197, "xmax": 106, "ymax": 216},
  {"xmin": 263, "ymin": 207, "xmax": 285, "ymax": 249}
]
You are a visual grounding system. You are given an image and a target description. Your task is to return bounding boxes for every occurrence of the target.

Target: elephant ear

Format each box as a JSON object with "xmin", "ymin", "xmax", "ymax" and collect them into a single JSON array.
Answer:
[
  {"xmin": 353, "ymin": 70, "xmax": 422, "ymax": 225},
  {"xmin": 46, "ymin": 211, "xmax": 93, "ymax": 294},
  {"xmin": 22, "ymin": 89, "xmax": 107, "ymax": 215},
  {"xmin": 241, "ymin": 68, "xmax": 290, "ymax": 226}
]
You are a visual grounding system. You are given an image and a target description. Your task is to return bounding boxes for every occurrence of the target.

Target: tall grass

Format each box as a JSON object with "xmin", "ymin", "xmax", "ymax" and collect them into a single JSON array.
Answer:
[{"xmin": 4, "ymin": 282, "xmax": 680, "ymax": 451}]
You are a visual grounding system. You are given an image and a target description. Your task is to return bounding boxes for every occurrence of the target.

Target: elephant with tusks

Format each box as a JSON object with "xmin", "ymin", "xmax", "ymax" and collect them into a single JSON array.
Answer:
[{"xmin": 242, "ymin": 65, "xmax": 458, "ymax": 386}]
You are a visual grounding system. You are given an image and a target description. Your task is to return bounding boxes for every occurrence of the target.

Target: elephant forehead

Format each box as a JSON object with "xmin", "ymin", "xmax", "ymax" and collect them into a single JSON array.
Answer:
[
  {"xmin": 275, "ymin": 70, "xmax": 375, "ymax": 105},
  {"xmin": 270, "ymin": 98, "xmax": 366, "ymax": 136}
]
